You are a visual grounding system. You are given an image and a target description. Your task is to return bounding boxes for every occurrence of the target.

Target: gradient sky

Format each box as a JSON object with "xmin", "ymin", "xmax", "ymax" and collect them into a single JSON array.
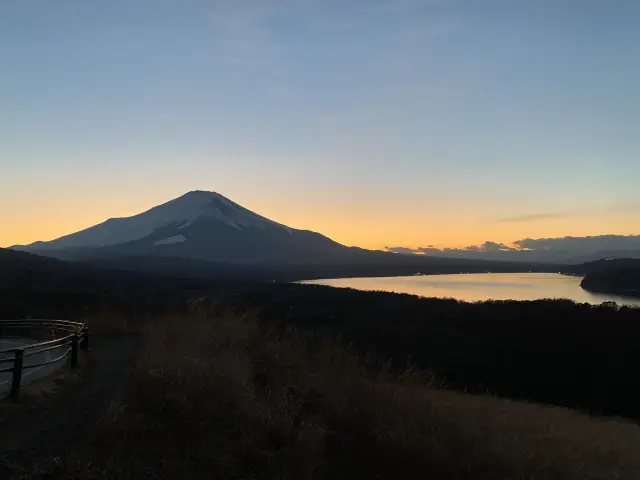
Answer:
[{"xmin": 1, "ymin": 0, "xmax": 639, "ymax": 250}]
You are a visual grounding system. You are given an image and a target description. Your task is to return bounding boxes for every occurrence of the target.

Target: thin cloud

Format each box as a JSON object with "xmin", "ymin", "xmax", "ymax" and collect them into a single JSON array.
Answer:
[
  {"xmin": 496, "ymin": 213, "xmax": 569, "ymax": 223},
  {"xmin": 496, "ymin": 203, "xmax": 640, "ymax": 224},
  {"xmin": 206, "ymin": 0, "xmax": 459, "ymax": 67},
  {"xmin": 479, "ymin": 241, "xmax": 517, "ymax": 252},
  {"xmin": 513, "ymin": 235, "xmax": 640, "ymax": 252},
  {"xmin": 386, "ymin": 246, "xmax": 421, "ymax": 255},
  {"xmin": 208, "ymin": 2, "xmax": 276, "ymax": 55}
]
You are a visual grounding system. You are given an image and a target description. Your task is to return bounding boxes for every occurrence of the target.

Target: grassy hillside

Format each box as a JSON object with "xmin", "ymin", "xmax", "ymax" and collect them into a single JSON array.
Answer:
[
  {"xmin": 3, "ymin": 248, "xmax": 640, "ymax": 478},
  {"xmin": 226, "ymin": 283, "xmax": 640, "ymax": 419},
  {"xmin": 13, "ymin": 310, "xmax": 640, "ymax": 479}
]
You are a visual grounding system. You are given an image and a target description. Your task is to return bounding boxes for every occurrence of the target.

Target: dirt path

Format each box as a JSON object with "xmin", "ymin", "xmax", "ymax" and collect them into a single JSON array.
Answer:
[{"xmin": 0, "ymin": 334, "xmax": 138, "ymax": 474}]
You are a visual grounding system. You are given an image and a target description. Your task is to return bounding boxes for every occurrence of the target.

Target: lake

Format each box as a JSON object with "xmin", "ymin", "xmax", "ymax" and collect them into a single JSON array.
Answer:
[{"xmin": 302, "ymin": 273, "xmax": 640, "ymax": 307}]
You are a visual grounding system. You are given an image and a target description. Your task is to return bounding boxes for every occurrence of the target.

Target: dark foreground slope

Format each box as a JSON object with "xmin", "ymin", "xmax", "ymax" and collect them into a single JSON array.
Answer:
[
  {"xmin": 0, "ymin": 335, "xmax": 138, "ymax": 460},
  {"xmin": 5, "ymin": 311, "xmax": 639, "ymax": 480}
]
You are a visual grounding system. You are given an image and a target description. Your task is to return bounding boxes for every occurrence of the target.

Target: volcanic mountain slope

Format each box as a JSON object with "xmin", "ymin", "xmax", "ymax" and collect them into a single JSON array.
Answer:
[
  {"xmin": 14, "ymin": 191, "xmax": 347, "ymax": 264},
  {"xmin": 13, "ymin": 191, "xmax": 558, "ymax": 276}
]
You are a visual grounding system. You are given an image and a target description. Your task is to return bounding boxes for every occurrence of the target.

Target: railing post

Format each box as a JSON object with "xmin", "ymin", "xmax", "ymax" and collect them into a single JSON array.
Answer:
[
  {"xmin": 10, "ymin": 349, "xmax": 24, "ymax": 400},
  {"xmin": 71, "ymin": 333, "xmax": 79, "ymax": 369},
  {"xmin": 81, "ymin": 327, "xmax": 89, "ymax": 351}
]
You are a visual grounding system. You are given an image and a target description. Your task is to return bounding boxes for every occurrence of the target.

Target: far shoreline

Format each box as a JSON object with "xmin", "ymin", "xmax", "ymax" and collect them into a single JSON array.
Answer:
[{"xmin": 298, "ymin": 272, "xmax": 640, "ymax": 307}]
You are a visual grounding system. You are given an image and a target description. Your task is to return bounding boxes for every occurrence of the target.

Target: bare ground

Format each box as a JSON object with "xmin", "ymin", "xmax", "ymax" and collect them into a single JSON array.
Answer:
[{"xmin": 0, "ymin": 334, "xmax": 138, "ymax": 477}]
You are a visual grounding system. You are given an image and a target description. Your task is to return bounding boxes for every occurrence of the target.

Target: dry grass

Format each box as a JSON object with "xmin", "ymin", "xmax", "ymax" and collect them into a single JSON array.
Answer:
[{"xmin": 46, "ymin": 309, "xmax": 640, "ymax": 479}]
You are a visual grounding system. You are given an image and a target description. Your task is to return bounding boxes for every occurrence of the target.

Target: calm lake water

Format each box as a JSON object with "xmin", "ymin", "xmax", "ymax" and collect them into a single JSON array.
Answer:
[{"xmin": 302, "ymin": 273, "xmax": 640, "ymax": 307}]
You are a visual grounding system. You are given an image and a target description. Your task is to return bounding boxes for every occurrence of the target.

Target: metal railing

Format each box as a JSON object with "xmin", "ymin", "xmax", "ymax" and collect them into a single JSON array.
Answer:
[{"xmin": 0, "ymin": 319, "xmax": 89, "ymax": 400}]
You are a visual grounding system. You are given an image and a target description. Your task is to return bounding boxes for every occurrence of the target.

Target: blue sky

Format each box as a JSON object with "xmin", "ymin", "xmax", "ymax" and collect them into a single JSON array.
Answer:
[{"xmin": 1, "ymin": 0, "xmax": 639, "ymax": 248}]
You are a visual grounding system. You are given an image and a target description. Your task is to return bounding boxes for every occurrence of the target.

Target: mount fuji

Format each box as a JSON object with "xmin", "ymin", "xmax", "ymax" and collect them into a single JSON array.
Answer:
[{"xmin": 13, "ymin": 191, "xmax": 348, "ymax": 264}]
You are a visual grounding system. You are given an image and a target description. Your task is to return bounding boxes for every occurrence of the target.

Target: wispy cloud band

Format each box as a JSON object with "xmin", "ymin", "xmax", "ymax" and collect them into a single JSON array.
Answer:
[
  {"xmin": 496, "ymin": 213, "xmax": 568, "ymax": 223},
  {"xmin": 386, "ymin": 234, "xmax": 640, "ymax": 262}
]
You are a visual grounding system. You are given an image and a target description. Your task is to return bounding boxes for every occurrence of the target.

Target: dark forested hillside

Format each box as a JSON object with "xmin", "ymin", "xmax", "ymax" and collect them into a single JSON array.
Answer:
[
  {"xmin": 572, "ymin": 259, "xmax": 640, "ymax": 298},
  {"xmin": 3, "ymin": 248, "xmax": 640, "ymax": 420}
]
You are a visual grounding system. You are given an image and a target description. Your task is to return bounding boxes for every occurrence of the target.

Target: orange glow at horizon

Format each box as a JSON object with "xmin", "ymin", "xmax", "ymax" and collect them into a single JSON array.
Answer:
[
  {"xmin": 1, "ymin": 193, "xmax": 638, "ymax": 250},
  {"xmin": 2, "ymin": 0, "xmax": 639, "ymax": 258}
]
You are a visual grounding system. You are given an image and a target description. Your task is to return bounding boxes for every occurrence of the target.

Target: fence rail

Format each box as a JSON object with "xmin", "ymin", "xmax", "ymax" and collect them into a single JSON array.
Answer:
[{"xmin": 0, "ymin": 319, "xmax": 89, "ymax": 399}]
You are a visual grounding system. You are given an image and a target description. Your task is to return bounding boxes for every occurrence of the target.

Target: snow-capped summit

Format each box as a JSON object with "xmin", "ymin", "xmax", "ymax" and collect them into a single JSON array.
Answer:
[
  {"xmin": 15, "ymin": 191, "xmax": 345, "ymax": 263},
  {"xmin": 21, "ymin": 191, "xmax": 290, "ymax": 251},
  {"xmin": 142, "ymin": 190, "xmax": 292, "ymax": 232}
]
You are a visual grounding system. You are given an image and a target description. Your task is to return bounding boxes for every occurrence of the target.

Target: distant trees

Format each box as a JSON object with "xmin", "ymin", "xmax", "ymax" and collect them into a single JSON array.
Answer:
[{"xmin": 580, "ymin": 260, "xmax": 640, "ymax": 298}]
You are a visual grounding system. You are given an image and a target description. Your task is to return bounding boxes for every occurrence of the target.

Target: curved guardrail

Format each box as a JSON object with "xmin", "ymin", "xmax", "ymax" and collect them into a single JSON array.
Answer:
[{"xmin": 0, "ymin": 319, "xmax": 89, "ymax": 400}]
